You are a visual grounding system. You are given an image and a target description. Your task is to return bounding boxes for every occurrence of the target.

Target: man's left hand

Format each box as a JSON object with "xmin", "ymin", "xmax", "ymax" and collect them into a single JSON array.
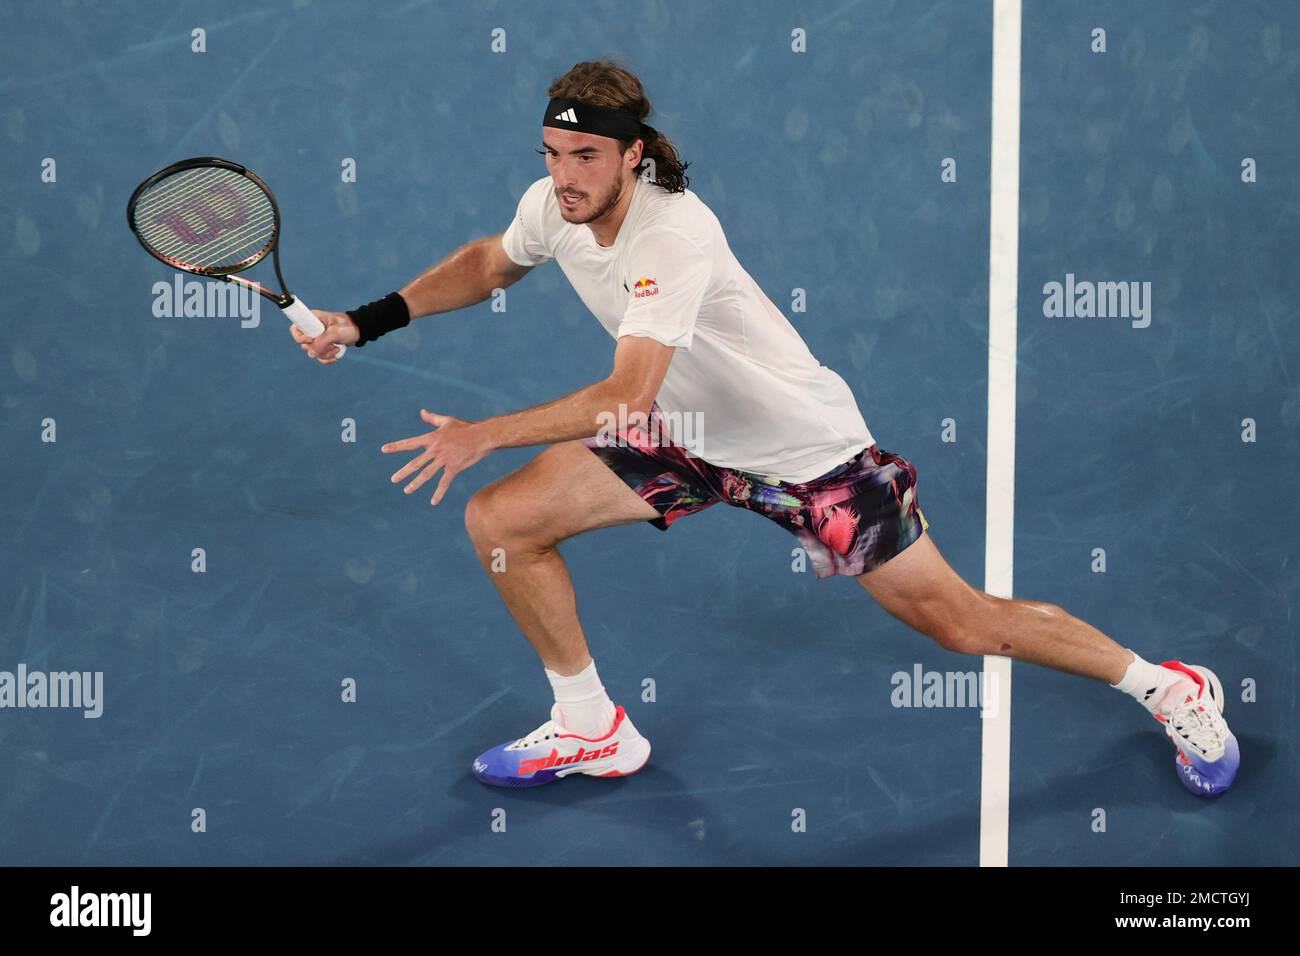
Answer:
[{"xmin": 381, "ymin": 410, "xmax": 494, "ymax": 506}]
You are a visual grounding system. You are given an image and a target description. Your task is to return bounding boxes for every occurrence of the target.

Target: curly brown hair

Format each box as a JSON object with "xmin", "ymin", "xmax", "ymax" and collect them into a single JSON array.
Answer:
[{"xmin": 546, "ymin": 59, "xmax": 691, "ymax": 194}]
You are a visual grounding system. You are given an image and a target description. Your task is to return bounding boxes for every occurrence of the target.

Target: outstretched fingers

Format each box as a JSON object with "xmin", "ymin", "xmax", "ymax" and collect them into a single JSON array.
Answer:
[{"xmin": 403, "ymin": 457, "xmax": 445, "ymax": 495}]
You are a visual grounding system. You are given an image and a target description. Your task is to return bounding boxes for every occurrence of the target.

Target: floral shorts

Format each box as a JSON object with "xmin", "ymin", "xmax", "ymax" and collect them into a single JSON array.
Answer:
[{"xmin": 582, "ymin": 404, "xmax": 929, "ymax": 579}]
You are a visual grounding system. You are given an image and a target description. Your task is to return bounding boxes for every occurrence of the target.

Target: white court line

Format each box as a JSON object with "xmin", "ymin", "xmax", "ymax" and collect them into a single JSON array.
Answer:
[{"xmin": 981, "ymin": 0, "xmax": 1022, "ymax": 868}]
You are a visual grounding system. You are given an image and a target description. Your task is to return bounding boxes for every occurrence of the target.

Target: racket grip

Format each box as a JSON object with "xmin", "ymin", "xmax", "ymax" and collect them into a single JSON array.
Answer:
[{"xmin": 282, "ymin": 297, "xmax": 347, "ymax": 359}]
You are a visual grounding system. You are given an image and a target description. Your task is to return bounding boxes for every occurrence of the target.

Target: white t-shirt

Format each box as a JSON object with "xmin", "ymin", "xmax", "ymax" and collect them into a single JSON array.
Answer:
[{"xmin": 501, "ymin": 175, "xmax": 874, "ymax": 483}]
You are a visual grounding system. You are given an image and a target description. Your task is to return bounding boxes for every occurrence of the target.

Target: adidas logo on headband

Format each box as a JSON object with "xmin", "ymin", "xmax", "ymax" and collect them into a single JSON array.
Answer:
[{"xmin": 543, "ymin": 98, "xmax": 644, "ymax": 139}]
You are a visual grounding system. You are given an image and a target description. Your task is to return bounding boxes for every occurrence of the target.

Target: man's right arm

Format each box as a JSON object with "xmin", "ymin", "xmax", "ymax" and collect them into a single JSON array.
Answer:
[
  {"xmin": 295, "ymin": 234, "xmax": 532, "ymax": 363},
  {"xmin": 399, "ymin": 233, "xmax": 533, "ymax": 318}
]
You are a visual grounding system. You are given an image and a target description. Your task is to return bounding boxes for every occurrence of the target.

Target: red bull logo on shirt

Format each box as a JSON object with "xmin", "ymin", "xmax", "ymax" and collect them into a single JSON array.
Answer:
[{"xmin": 632, "ymin": 276, "xmax": 659, "ymax": 298}]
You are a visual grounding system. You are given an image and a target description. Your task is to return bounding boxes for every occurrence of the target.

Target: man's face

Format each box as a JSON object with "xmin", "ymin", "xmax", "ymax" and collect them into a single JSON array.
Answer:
[{"xmin": 541, "ymin": 127, "xmax": 637, "ymax": 224}]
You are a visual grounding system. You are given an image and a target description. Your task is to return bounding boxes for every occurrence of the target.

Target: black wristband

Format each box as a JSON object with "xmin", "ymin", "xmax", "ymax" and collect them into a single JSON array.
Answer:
[{"xmin": 347, "ymin": 292, "xmax": 411, "ymax": 347}]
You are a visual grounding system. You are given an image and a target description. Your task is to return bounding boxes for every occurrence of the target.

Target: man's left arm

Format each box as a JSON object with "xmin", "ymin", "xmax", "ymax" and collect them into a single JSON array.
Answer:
[
  {"xmin": 475, "ymin": 335, "xmax": 675, "ymax": 449},
  {"xmin": 382, "ymin": 336, "xmax": 674, "ymax": 504}
]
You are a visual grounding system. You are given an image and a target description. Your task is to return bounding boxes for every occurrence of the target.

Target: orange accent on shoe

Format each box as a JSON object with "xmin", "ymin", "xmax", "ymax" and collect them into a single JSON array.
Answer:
[
  {"xmin": 552, "ymin": 705, "xmax": 627, "ymax": 743},
  {"xmin": 596, "ymin": 753, "xmax": 651, "ymax": 778},
  {"xmin": 1159, "ymin": 661, "xmax": 1207, "ymax": 696}
]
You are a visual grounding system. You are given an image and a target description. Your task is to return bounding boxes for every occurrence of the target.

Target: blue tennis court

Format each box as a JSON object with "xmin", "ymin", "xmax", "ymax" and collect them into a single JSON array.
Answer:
[{"xmin": 0, "ymin": 0, "xmax": 1294, "ymax": 866}]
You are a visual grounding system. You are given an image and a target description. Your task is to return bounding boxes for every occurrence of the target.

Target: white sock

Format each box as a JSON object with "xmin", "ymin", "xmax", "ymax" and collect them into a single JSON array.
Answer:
[
  {"xmin": 545, "ymin": 658, "xmax": 617, "ymax": 738},
  {"xmin": 1110, "ymin": 650, "xmax": 1189, "ymax": 714}
]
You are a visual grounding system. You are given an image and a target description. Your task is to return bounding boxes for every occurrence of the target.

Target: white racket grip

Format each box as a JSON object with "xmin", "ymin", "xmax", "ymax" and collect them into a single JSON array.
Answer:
[{"xmin": 282, "ymin": 296, "xmax": 346, "ymax": 359}]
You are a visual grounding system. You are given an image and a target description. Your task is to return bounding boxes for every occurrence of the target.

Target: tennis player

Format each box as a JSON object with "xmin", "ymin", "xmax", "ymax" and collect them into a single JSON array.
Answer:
[{"xmin": 292, "ymin": 60, "xmax": 1239, "ymax": 797}]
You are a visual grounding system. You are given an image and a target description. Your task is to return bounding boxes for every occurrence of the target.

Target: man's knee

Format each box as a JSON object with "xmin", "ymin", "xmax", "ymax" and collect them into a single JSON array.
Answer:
[
  {"xmin": 464, "ymin": 485, "xmax": 552, "ymax": 554},
  {"xmin": 931, "ymin": 621, "xmax": 988, "ymax": 656},
  {"xmin": 920, "ymin": 592, "xmax": 1003, "ymax": 656},
  {"xmin": 931, "ymin": 594, "xmax": 1064, "ymax": 656},
  {"xmin": 464, "ymin": 486, "xmax": 509, "ymax": 548}
]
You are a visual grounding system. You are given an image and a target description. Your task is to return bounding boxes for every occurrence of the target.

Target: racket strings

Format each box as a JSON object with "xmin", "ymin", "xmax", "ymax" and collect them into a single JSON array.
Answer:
[
  {"xmin": 138, "ymin": 202, "xmax": 273, "ymax": 269},
  {"xmin": 138, "ymin": 182, "xmax": 273, "ymax": 266},
  {"xmin": 132, "ymin": 166, "xmax": 276, "ymax": 272},
  {"xmin": 134, "ymin": 169, "xmax": 263, "ymax": 230},
  {"xmin": 142, "ymin": 210, "xmax": 272, "ymax": 261},
  {"xmin": 134, "ymin": 169, "xmax": 269, "ymax": 252},
  {"xmin": 133, "ymin": 166, "xmax": 264, "ymax": 222},
  {"xmin": 139, "ymin": 206, "xmax": 272, "ymax": 265},
  {"xmin": 132, "ymin": 165, "xmax": 230, "ymax": 215},
  {"xmin": 145, "ymin": 204, "xmax": 274, "ymax": 268},
  {"xmin": 135, "ymin": 183, "xmax": 262, "ymax": 246}
]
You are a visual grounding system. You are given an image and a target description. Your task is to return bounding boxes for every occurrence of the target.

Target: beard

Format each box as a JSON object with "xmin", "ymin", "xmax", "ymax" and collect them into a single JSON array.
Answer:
[{"xmin": 557, "ymin": 175, "xmax": 627, "ymax": 225}]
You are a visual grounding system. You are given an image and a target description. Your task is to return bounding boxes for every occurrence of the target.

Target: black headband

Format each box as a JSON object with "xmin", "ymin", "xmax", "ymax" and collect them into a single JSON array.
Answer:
[{"xmin": 543, "ymin": 97, "xmax": 649, "ymax": 141}]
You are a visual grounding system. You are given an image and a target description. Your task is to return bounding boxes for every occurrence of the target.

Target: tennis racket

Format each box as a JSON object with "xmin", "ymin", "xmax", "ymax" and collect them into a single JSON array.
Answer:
[{"xmin": 127, "ymin": 156, "xmax": 344, "ymax": 359}]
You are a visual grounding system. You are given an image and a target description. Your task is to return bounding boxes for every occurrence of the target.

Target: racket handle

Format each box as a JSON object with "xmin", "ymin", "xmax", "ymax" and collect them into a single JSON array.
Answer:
[{"xmin": 282, "ymin": 296, "xmax": 347, "ymax": 359}]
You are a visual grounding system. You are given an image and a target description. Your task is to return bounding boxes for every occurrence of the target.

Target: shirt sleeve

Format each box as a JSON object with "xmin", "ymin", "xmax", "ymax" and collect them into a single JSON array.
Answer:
[
  {"xmin": 501, "ymin": 180, "xmax": 553, "ymax": 267},
  {"xmin": 616, "ymin": 227, "xmax": 711, "ymax": 351}
]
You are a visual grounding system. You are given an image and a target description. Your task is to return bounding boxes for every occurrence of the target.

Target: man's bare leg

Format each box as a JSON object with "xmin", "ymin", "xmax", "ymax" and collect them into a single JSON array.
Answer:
[
  {"xmin": 856, "ymin": 530, "xmax": 1243, "ymax": 797},
  {"xmin": 855, "ymin": 532, "xmax": 1133, "ymax": 683},
  {"xmin": 466, "ymin": 444, "xmax": 1134, "ymax": 683},
  {"xmin": 463, "ymin": 440, "xmax": 661, "ymax": 677}
]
